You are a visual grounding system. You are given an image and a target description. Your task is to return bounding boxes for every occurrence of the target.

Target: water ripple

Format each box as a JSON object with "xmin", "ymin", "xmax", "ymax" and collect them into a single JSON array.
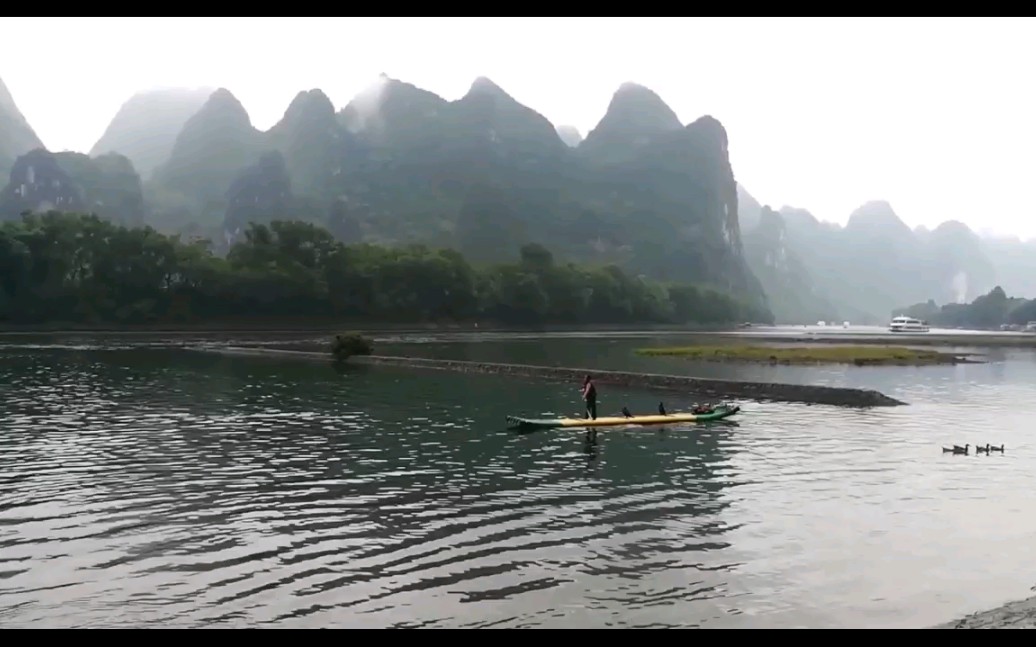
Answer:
[{"xmin": 2, "ymin": 339, "xmax": 1036, "ymax": 628}]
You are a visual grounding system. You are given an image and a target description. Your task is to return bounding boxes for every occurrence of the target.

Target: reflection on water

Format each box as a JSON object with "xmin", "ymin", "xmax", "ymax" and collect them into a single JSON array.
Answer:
[{"xmin": 1, "ymin": 335, "xmax": 1036, "ymax": 628}]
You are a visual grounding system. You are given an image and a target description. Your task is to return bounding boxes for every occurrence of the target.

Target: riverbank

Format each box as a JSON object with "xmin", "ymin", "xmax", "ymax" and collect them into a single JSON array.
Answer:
[
  {"xmin": 702, "ymin": 330, "xmax": 1036, "ymax": 348},
  {"xmin": 934, "ymin": 594, "xmax": 1036, "ymax": 628},
  {"xmin": 634, "ymin": 344, "xmax": 978, "ymax": 366},
  {"xmin": 5, "ymin": 323, "xmax": 1036, "ymax": 349},
  {"xmin": 187, "ymin": 345, "xmax": 907, "ymax": 407},
  {"xmin": 0, "ymin": 320, "xmax": 733, "ymax": 335}
]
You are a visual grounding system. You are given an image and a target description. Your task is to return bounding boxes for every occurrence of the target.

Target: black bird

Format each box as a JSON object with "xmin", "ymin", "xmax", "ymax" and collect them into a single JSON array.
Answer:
[
  {"xmin": 990, "ymin": 444, "xmax": 1005, "ymax": 453},
  {"xmin": 976, "ymin": 444, "xmax": 990, "ymax": 454},
  {"xmin": 658, "ymin": 402, "xmax": 667, "ymax": 415},
  {"xmin": 622, "ymin": 406, "xmax": 634, "ymax": 419},
  {"xmin": 941, "ymin": 444, "xmax": 969, "ymax": 455}
]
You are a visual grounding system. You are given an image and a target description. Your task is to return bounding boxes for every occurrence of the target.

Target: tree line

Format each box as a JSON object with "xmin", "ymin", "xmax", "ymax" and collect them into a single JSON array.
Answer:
[
  {"xmin": 0, "ymin": 212, "xmax": 773, "ymax": 326},
  {"xmin": 895, "ymin": 286, "xmax": 1036, "ymax": 330}
]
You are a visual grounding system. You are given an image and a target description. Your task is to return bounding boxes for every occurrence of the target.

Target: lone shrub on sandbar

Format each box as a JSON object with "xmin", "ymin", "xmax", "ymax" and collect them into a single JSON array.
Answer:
[{"xmin": 331, "ymin": 332, "xmax": 374, "ymax": 364}]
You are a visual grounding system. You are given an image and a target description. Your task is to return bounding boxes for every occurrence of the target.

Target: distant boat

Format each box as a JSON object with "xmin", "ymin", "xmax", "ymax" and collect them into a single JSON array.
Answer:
[{"xmin": 889, "ymin": 316, "xmax": 930, "ymax": 333}]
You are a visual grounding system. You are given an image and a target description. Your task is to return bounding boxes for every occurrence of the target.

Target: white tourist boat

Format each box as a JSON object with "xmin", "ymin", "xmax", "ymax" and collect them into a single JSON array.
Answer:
[{"xmin": 888, "ymin": 316, "xmax": 930, "ymax": 333}]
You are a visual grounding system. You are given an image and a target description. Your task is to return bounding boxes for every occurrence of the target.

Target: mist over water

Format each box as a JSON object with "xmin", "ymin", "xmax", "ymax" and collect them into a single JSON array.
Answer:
[{"xmin": 1, "ymin": 333, "xmax": 1035, "ymax": 628}]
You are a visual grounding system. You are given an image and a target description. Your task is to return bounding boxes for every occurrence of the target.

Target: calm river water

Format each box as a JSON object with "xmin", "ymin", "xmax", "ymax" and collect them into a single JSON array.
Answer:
[{"xmin": 1, "ymin": 330, "xmax": 1035, "ymax": 628}]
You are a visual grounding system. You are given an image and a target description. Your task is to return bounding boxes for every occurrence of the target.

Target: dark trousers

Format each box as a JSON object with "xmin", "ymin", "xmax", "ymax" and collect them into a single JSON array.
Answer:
[{"xmin": 585, "ymin": 398, "xmax": 597, "ymax": 420}]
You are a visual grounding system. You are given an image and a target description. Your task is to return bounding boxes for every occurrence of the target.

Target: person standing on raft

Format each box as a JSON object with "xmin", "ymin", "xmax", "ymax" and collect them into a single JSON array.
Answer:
[{"xmin": 582, "ymin": 375, "xmax": 597, "ymax": 420}]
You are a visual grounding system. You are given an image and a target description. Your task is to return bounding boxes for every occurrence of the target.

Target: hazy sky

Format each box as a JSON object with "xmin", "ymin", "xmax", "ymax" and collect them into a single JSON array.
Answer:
[{"xmin": 2, "ymin": 17, "xmax": 1035, "ymax": 238}]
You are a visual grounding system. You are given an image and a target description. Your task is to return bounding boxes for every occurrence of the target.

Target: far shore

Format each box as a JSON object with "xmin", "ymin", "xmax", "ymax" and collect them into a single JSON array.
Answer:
[
  {"xmin": 0, "ymin": 320, "xmax": 733, "ymax": 336},
  {"xmin": 700, "ymin": 330, "xmax": 1036, "ymax": 348},
  {"xmin": 3, "ymin": 321, "xmax": 1036, "ymax": 348},
  {"xmin": 634, "ymin": 344, "xmax": 980, "ymax": 366}
]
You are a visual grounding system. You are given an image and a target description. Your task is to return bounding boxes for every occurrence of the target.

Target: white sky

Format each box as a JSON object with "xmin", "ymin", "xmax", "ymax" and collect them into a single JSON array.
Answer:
[{"xmin": 1, "ymin": 17, "xmax": 1035, "ymax": 238}]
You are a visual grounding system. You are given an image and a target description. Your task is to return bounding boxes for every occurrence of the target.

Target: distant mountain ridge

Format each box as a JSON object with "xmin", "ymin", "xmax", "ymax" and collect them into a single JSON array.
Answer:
[
  {"xmin": 0, "ymin": 73, "xmax": 769, "ymax": 314},
  {"xmin": 736, "ymin": 184, "xmax": 1029, "ymax": 323},
  {"xmin": 0, "ymin": 148, "xmax": 145, "ymax": 226},
  {"xmin": 2, "ymin": 71, "xmax": 1035, "ymax": 323},
  {"xmin": 89, "ymin": 87, "xmax": 213, "ymax": 180}
]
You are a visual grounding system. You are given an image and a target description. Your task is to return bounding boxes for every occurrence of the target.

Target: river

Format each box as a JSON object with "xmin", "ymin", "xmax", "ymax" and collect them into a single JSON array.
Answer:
[{"xmin": 1, "ymin": 330, "xmax": 1034, "ymax": 628}]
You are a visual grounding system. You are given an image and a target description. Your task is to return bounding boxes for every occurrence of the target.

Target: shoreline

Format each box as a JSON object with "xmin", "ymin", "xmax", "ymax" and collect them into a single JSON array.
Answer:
[
  {"xmin": 700, "ymin": 331, "xmax": 1036, "ymax": 348},
  {"xmin": 2, "ymin": 323, "xmax": 1035, "ymax": 348},
  {"xmin": 933, "ymin": 593, "xmax": 1036, "ymax": 629},
  {"xmin": 187, "ymin": 345, "xmax": 907, "ymax": 408},
  {"xmin": 633, "ymin": 344, "xmax": 980, "ymax": 366},
  {"xmin": 0, "ymin": 321, "xmax": 734, "ymax": 336}
]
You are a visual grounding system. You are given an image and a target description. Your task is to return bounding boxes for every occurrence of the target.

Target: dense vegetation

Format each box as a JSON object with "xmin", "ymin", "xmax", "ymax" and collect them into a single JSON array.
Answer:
[
  {"xmin": 0, "ymin": 212, "xmax": 771, "ymax": 327},
  {"xmin": 894, "ymin": 286, "xmax": 1036, "ymax": 330},
  {"xmin": 331, "ymin": 332, "xmax": 373, "ymax": 363}
]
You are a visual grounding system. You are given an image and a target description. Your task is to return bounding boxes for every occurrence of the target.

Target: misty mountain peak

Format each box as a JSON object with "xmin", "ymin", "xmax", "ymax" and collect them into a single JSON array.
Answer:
[
  {"xmin": 285, "ymin": 88, "xmax": 333, "ymax": 113},
  {"xmin": 88, "ymin": 87, "xmax": 213, "ymax": 179},
  {"xmin": 339, "ymin": 75, "xmax": 447, "ymax": 138},
  {"xmin": 580, "ymin": 81, "xmax": 682, "ymax": 159},
  {"xmin": 162, "ymin": 87, "xmax": 257, "ymax": 153},
  {"xmin": 929, "ymin": 220, "xmax": 983, "ymax": 254},
  {"xmin": 932, "ymin": 219, "xmax": 974, "ymax": 237},
  {"xmin": 199, "ymin": 88, "xmax": 253, "ymax": 126},
  {"xmin": 602, "ymin": 82, "xmax": 681, "ymax": 130},
  {"xmin": 379, "ymin": 75, "xmax": 447, "ymax": 104},
  {"xmin": 616, "ymin": 81, "xmax": 648, "ymax": 94},
  {"xmin": 685, "ymin": 115, "xmax": 728, "ymax": 150},
  {"xmin": 556, "ymin": 125, "xmax": 583, "ymax": 147},
  {"xmin": 283, "ymin": 89, "xmax": 334, "ymax": 121},
  {"xmin": 152, "ymin": 85, "xmax": 262, "ymax": 210},
  {"xmin": 849, "ymin": 199, "xmax": 896, "ymax": 219},
  {"xmin": 845, "ymin": 199, "xmax": 911, "ymax": 244},
  {"xmin": 452, "ymin": 76, "xmax": 565, "ymax": 153},
  {"xmin": 613, "ymin": 81, "xmax": 671, "ymax": 104},
  {"xmin": 467, "ymin": 76, "xmax": 509, "ymax": 98},
  {"xmin": 846, "ymin": 200, "xmax": 910, "ymax": 232},
  {"xmin": 267, "ymin": 89, "xmax": 341, "ymax": 199}
]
